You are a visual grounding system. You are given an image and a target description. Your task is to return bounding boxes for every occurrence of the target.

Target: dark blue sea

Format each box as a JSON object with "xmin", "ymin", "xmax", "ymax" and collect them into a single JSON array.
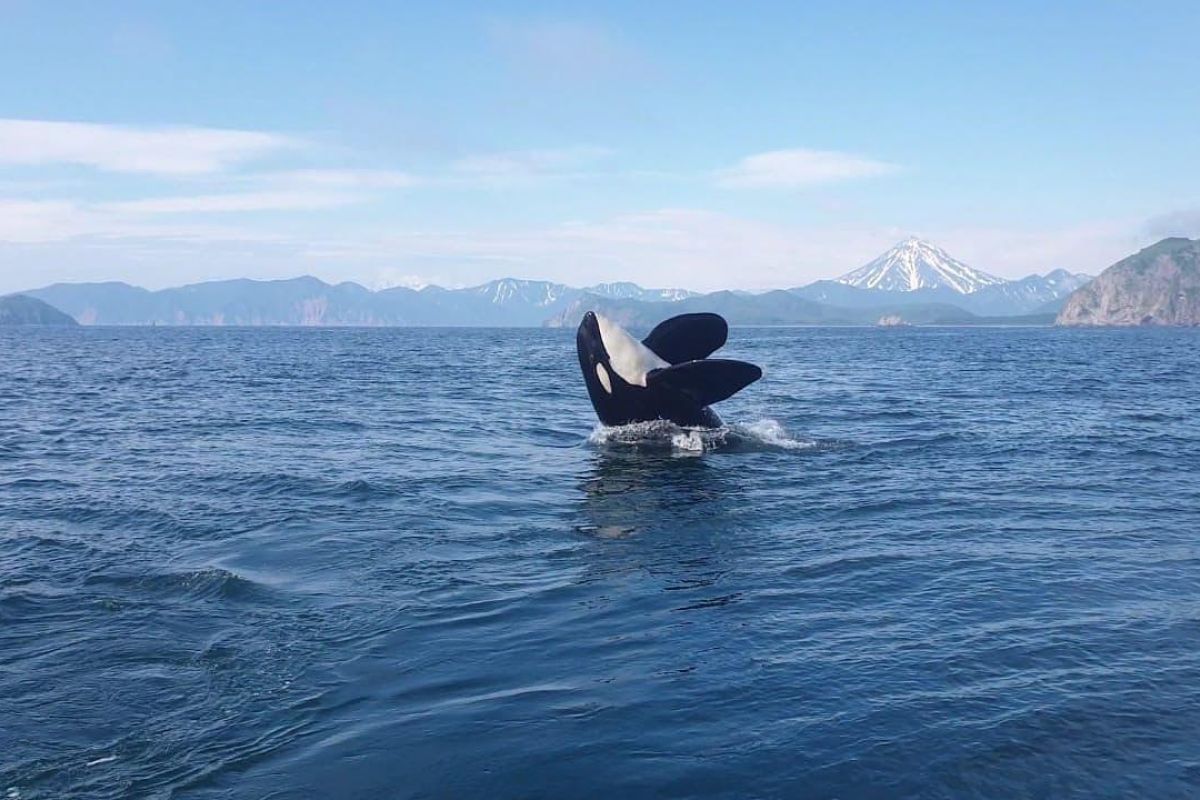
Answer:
[{"xmin": 3, "ymin": 326, "xmax": 1200, "ymax": 799}]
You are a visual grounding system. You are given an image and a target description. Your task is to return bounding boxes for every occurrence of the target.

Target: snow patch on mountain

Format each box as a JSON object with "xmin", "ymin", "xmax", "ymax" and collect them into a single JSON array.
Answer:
[
  {"xmin": 990, "ymin": 269, "xmax": 1093, "ymax": 304},
  {"xmin": 587, "ymin": 282, "xmax": 695, "ymax": 302},
  {"xmin": 478, "ymin": 278, "xmax": 569, "ymax": 307},
  {"xmin": 473, "ymin": 278, "xmax": 692, "ymax": 307},
  {"xmin": 837, "ymin": 238, "xmax": 1006, "ymax": 294}
]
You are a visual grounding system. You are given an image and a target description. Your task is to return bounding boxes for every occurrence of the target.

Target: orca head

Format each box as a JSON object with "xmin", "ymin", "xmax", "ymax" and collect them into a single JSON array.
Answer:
[{"xmin": 576, "ymin": 311, "xmax": 620, "ymax": 408}]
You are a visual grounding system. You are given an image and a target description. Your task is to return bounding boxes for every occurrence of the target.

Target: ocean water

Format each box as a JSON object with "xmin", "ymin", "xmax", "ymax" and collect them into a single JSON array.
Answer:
[{"xmin": 3, "ymin": 326, "xmax": 1200, "ymax": 799}]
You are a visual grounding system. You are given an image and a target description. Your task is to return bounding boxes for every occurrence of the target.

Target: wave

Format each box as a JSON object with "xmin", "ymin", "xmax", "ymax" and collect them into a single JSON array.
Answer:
[
  {"xmin": 587, "ymin": 418, "xmax": 825, "ymax": 453},
  {"xmin": 83, "ymin": 567, "xmax": 270, "ymax": 603}
]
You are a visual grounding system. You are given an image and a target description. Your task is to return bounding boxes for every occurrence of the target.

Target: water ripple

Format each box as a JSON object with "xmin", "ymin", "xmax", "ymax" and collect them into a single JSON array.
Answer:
[{"xmin": 2, "ymin": 326, "xmax": 1199, "ymax": 798}]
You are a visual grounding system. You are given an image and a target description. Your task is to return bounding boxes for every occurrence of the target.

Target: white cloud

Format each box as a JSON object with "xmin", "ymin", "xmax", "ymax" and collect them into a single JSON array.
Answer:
[
  {"xmin": 0, "ymin": 200, "xmax": 94, "ymax": 243},
  {"xmin": 262, "ymin": 169, "xmax": 419, "ymax": 189},
  {"xmin": 105, "ymin": 190, "xmax": 362, "ymax": 214},
  {"xmin": 716, "ymin": 148, "xmax": 900, "ymax": 189},
  {"xmin": 0, "ymin": 164, "xmax": 416, "ymax": 244},
  {"xmin": 0, "ymin": 119, "xmax": 295, "ymax": 175},
  {"xmin": 92, "ymin": 169, "xmax": 420, "ymax": 215},
  {"xmin": 0, "ymin": 198, "xmax": 289, "ymax": 244}
]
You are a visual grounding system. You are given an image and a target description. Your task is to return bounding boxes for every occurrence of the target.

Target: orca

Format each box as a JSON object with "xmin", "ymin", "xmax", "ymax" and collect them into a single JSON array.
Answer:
[{"xmin": 576, "ymin": 311, "xmax": 762, "ymax": 427}]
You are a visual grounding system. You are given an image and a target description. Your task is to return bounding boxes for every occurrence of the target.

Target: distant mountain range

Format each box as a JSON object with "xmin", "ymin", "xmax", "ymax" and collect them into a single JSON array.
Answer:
[
  {"xmin": 23, "ymin": 277, "xmax": 697, "ymax": 327},
  {"xmin": 17, "ymin": 238, "xmax": 1091, "ymax": 327},
  {"xmin": 792, "ymin": 270, "xmax": 1091, "ymax": 318}
]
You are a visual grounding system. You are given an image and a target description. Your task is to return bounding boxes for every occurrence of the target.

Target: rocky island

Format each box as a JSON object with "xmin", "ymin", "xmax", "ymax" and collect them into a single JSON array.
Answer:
[
  {"xmin": 1057, "ymin": 238, "xmax": 1200, "ymax": 326},
  {"xmin": 0, "ymin": 294, "xmax": 79, "ymax": 326}
]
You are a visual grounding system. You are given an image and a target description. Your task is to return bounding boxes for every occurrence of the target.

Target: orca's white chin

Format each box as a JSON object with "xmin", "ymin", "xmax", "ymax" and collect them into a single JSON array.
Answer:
[{"xmin": 593, "ymin": 313, "xmax": 668, "ymax": 387}]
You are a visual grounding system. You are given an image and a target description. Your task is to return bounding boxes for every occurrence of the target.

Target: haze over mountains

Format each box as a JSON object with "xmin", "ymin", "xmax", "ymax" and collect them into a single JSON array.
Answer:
[
  {"xmin": 15, "ymin": 239, "xmax": 1091, "ymax": 327},
  {"xmin": 23, "ymin": 277, "xmax": 699, "ymax": 328}
]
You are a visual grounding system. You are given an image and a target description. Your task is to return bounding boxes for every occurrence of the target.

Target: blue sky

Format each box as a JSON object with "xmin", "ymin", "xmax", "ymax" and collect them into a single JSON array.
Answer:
[{"xmin": 1, "ymin": 0, "xmax": 1198, "ymax": 293}]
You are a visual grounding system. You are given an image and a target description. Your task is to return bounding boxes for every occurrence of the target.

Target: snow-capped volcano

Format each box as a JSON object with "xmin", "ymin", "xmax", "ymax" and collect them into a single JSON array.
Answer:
[{"xmin": 837, "ymin": 238, "xmax": 1006, "ymax": 294}]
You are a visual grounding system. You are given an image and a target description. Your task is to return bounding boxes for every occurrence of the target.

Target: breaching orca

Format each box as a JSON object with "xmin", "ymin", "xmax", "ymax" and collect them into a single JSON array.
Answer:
[{"xmin": 576, "ymin": 311, "xmax": 762, "ymax": 427}]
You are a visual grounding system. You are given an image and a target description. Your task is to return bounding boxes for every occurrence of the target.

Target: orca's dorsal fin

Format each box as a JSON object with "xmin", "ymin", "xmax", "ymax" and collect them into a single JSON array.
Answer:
[
  {"xmin": 646, "ymin": 359, "xmax": 762, "ymax": 407},
  {"xmin": 642, "ymin": 313, "xmax": 728, "ymax": 364}
]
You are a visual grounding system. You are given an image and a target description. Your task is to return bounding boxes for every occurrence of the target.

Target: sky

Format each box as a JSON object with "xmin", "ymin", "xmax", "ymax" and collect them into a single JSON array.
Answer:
[{"xmin": 1, "ymin": 0, "xmax": 1198, "ymax": 294}]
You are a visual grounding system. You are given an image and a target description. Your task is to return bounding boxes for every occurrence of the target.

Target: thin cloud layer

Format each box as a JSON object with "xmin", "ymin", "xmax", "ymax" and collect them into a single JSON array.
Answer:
[
  {"xmin": 105, "ymin": 191, "xmax": 362, "ymax": 215},
  {"xmin": 264, "ymin": 169, "xmax": 419, "ymax": 189},
  {"xmin": 450, "ymin": 146, "xmax": 613, "ymax": 183},
  {"xmin": 0, "ymin": 119, "xmax": 295, "ymax": 175},
  {"xmin": 0, "ymin": 200, "xmax": 1167, "ymax": 295},
  {"xmin": 716, "ymin": 148, "xmax": 900, "ymax": 189},
  {"xmin": 486, "ymin": 20, "xmax": 644, "ymax": 82}
]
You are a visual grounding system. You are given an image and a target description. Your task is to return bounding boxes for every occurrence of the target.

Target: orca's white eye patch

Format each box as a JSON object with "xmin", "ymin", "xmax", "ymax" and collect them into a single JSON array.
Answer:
[{"xmin": 595, "ymin": 362, "xmax": 612, "ymax": 394}]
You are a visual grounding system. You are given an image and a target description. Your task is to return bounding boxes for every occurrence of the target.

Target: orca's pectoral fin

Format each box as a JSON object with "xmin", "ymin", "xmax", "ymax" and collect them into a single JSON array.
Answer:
[
  {"xmin": 646, "ymin": 359, "xmax": 762, "ymax": 407},
  {"xmin": 642, "ymin": 313, "xmax": 728, "ymax": 364}
]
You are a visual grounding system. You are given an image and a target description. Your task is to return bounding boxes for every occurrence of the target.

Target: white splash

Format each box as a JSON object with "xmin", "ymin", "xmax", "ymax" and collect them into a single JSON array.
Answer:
[
  {"xmin": 588, "ymin": 418, "xmax": 820, "ymax": 453},
  {"xmin": 670, "ymin": 429, "xmax": 708, "ymax": 452},
  {"xmin": 729, "ymin": 419, "xmax": 819, "ymax": 451}
]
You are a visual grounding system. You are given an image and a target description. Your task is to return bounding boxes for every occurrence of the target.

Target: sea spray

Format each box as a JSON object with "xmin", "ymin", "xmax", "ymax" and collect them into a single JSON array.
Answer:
[{"xmin": 587, "ymin": 418, "xmax": 821, "ymax": 453}]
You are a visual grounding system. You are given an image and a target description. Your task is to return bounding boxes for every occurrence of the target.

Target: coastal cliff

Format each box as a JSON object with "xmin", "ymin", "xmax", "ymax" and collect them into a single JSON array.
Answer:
[
  {"xmin": 1057, "ymin": 238, "xmax": 1200, "ymax": 326},
  {"xmin": 0, "ymin": 294, "xmax": 78, "ymax": 326}
]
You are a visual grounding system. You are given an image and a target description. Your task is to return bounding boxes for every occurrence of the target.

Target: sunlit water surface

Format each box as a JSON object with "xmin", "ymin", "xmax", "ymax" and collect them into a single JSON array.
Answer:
[{"xmin": 3, "ymin": 326, "xmax": 1200, "ymax": 799}]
